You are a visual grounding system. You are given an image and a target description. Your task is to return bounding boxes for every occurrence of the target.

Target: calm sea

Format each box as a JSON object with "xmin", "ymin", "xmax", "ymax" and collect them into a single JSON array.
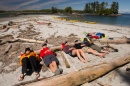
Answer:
[{"xmin": 66, "ymin": 14, "xmax": 130, "ymax": 27}]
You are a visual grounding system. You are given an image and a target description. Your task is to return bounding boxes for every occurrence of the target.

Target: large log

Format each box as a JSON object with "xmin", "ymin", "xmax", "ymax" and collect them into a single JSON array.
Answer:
[
  {"xmin": 15, "ymin": 38, "xmax": 44, "ymax": 44},
  {"xmin": 98, "ymin": 36, "xmax": 130, "ymax": 44},
  {"xmin": 22, "ymin": 53, "xmax": 130, "ymax": 86},
  {"xmin": 0, "ymin": 39, "xmax": 19, "ymax": 45}
]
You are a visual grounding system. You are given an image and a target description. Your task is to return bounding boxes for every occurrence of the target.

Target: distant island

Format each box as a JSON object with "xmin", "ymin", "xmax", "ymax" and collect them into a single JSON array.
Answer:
[{"xmin": 0, "ymin": 1, "xmax": 120, "ymax": 17}]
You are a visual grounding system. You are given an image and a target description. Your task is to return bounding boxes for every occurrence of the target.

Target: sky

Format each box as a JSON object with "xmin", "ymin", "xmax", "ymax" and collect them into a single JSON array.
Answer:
[{"xmin": 0, "ymin": 0, "xmax": 130, "ymax": 13}]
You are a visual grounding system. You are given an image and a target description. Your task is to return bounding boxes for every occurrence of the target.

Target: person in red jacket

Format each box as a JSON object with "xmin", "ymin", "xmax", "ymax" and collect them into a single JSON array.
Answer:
[{"xmin": 40, "ymin": 43, "xmax": 63, "ymax": 75}]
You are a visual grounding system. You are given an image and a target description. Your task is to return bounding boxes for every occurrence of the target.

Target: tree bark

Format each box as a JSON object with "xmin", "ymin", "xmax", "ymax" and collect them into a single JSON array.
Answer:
[
  {"xmin": 98, "ymin": 36, "xmax": 130, "ymax": 44},
  {"xmin": 20, "ymin": 53, "xmax": 130, "ymax": 86}
]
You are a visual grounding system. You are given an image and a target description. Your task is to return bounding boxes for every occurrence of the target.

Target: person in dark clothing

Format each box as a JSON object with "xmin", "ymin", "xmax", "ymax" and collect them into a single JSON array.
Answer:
[
  {"xmin": 83, "ymin": 38, "xmax": 108, "ymax": 53},
  {"xmin": 74, "ymin": 39, "xmax": 107, "ymax": 58},
  {"xmin": 62, "ymin": 41, "xmax": 89, "ymax": 63},
  {"xmin": 18, "ymin": 48, "xmax": 41, "ymax": 81}
]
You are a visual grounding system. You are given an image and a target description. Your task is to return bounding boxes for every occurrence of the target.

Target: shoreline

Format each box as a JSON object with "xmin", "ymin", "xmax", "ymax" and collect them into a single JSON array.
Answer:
[{"xmin": 0, "ymin": 14, "xmax": 130, "ymax": 28}]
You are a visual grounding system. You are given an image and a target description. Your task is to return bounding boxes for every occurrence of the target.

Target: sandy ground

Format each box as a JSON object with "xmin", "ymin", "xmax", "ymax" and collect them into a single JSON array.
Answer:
[{"xmin": 0, "ymin": 15, "xmax": 130, "ymax": 86}]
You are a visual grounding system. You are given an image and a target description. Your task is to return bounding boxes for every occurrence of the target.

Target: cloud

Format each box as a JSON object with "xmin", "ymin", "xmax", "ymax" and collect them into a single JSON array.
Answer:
[
  {"xmin": 15, "ymin": 0, "xmax": 41, "ymax": 10},
  {"xmin": 0, "ymin": 0, "xmax": 40, "ymax": 10},
  {"xmin": 69, "ymin": 1, "xmax": 87, "ymax": 5},
  {"xmin": 23, "ymin": 0, "xmax": 69, "ymax": 10},
  {"xmin": 58, "ymin": 1, "xmax": 87, "ymax": 8}
]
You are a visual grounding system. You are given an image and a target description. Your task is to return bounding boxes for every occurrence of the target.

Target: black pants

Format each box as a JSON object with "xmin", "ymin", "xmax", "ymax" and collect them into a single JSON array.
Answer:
[{"xmin": 22, "ymin": 56, "xmax": 38, "ymax": 74}]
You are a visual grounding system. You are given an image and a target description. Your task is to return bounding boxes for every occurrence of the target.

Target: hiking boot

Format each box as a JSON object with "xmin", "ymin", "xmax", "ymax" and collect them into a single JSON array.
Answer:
[
  {"xmin": 59, "ymin": 68, "xmax": 63, "ymax": 74},
  {"xmin": 54, "ymin": 69, "xmax": 60, "ymax": 76}
]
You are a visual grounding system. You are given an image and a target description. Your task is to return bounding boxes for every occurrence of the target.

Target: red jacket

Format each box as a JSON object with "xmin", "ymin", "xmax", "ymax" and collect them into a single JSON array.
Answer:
[
  {"xmin": 40, "ymin": 47, "xmax": 55, "ymax": 58},
  {"xmin": 90, "ymin": 36, "xmax": 99, "ymax": 39}
]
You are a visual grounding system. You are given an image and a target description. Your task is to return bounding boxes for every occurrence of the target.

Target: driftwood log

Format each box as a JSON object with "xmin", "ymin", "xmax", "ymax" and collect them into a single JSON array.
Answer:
[
  {"xmin": 19, "ymin": 52, "xmax": 130, "ymax": 86},
  {"xmin": 0, "ymin": 39, "xmax": 19, "ymax": 45},
  {"xmin": 0, "ymin": 38, "xmax": 44, "ymax": 45},
  {"xmin": 61, "ymin": 52, "xmax": 70, "ymax": 68},
  {"xmin": 15, "ymin": 38, "xmax": 44, "ymax": 43},
  {"xmin": 98, "ymin": 36, "xmax": 130, "ymax": 44},
  {"xmin": 4, "ymin": 44, "xmax": 12, "ymax": 55}
]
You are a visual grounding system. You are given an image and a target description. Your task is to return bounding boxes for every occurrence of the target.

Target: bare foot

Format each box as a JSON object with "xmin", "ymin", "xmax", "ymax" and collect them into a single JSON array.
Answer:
[
  {"xmin": 100, "ymin": 53, "xmax": 106, "ymax": 58},
  {"xmin": 80, "ymin": 59, "xmax": 86, "ymax": 63},
  {"xmin": 85, "ymin": 59, "xmax": 90, "ymax": 62},
  {"xmin": 18, "ymin": 74, "xmax": 24, "ymax": 81}
]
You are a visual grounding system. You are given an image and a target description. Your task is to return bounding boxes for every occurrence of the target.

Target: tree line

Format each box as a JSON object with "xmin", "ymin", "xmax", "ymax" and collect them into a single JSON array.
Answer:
[
  {"xmin": 0, "ymin": 1, "xmax": 119, "ymax": 15},
  {"xmin": 84, "ymin": 1, "xmax": 119, "ymax": 15}
]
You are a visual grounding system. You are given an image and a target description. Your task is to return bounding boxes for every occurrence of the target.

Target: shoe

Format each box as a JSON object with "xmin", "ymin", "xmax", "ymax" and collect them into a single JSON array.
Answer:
[
  {"xmin": 35, "ymin": 73, "xmax": 40, "ymax": 79},
  {"xmin": 54, "ymin": 69, "xmax": 60, "ymax": 76},
  {"xmin": 59, "ymin": 68, "xmax": 63, "ymax": 74}
]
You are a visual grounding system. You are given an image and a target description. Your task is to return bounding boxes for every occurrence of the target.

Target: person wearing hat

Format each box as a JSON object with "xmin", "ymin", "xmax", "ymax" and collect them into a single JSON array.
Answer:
[
  {"xmin": 40, "ymin": 43, "xmax": 63, "ymax": 75},
  {"xmin": 62, "ymin": 41, "xmax": 89, "ymax": 63},
  {"xmin": 18, "ymin": 47, "xmax": 41, "ymax": 81}
]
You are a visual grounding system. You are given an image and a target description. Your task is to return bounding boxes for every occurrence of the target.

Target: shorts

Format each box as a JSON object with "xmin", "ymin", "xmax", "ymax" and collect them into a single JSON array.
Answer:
[
  {"xmin": 68, "ymin": 50, "xmax": 77, "ymax": 57},
  {"xmin": 43, "ymin": 54, "xmax": 59, "ymax": 67}
]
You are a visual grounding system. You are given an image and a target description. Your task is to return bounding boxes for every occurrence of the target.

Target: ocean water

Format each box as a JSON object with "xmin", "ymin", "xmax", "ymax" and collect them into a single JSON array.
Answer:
[
  {"xmin": 0, "ymin": 13, "xmax": 130, "ymax": 27},
  {"xmin": 66, "ymin": 14, "xmax": 130, "ymax": 27}
]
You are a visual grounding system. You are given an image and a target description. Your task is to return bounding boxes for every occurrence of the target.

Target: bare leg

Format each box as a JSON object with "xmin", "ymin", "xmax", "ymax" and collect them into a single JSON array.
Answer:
[
  {"xmin": 72, "ymin": 50, "xmax": 85, "ymax": 63},
  {"xmin": 78, "ymin": 49, "xmax": 89, "ymax": 61},
  {"xmin": 51, "ymin": 61, "xmax": 58, "ymax": 72},
  {"xmin": 49, "ymin": 63, "xmax": 55, "ymax": 73},
  {"xmin": 87, "ymin": 48, "xmax": 106, "ymax": 58}
]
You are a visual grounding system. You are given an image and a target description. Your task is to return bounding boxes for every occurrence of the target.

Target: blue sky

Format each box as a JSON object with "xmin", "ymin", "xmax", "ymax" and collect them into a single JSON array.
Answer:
[{"xmin": 0, "ymin": 0, "xmax": 130, "ymax": 13}]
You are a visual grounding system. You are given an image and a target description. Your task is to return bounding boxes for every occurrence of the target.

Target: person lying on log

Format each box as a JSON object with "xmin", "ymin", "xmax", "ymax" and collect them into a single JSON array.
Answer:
[
  {"xmin": 86, "ymin": 32, "xmax": 105, "ymax": 39},
  {"xmin": 40, "ymin": 43, "xmax": 63, "ymax": 76},
  {"xmin": 74, "ymin": 40, "xmax": 107, "ymax": 58},
  {"xmin": 18, "ymin": 48, "xmax": 41, "ymax": 81},
  {"xmin": 82, "ymin": 38, "xmax": 109, "ymax": 53},
  {"xmin": 62, "ymin": 41, "xmax": 89, "ymax": 63}
]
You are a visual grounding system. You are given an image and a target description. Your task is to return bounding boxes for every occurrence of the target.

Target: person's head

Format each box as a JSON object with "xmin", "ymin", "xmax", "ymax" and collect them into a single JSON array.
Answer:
[
  {"xmin": 86, "ymin": 33, "xmax": 91, "ymax": 37},
  {"xmin": 25, "ymin": 48, "xmax": 31, "ymax": 54},
  {"xmin": 74, "ymin": 40, "xmax": 79, "ymax": 44},
  {"xmin": 84, "ymin": 38, "xmax": 88, "ymax": 42},
  {"xmin": 42, "ymin": 43, "xmax": 47, "ymax": 48},
  {"xmin": 64, "ymin": 41, "xmax": 68, "ymax": 46}
]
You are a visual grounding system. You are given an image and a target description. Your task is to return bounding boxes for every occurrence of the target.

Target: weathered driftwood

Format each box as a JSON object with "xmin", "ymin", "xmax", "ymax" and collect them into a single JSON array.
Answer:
[
  {"xmin": 4, "ymin": 44, "xmax": 12, "ymax": 55},
  {"xmin": 0, "ymin": 35, "xmax": 12, "ymax": 39},
  {"xmin": 0, "ymin": 39, "xmax": 19, "ymax": 45},
  {"xmin": 98, "ymin": 36, "xmax": 130, "ymax": 44},
  {"xmin": 61, "ymin": 52, "xmax": 71, "ymax": 68},
  {"xmin": 22, "ymin": 53, "xmax": 130, "ymax": 86},
  {"xmin": 0, "ymin": 38, "xmax": 44, "ymax": 45},
  {"xmin": 15, "ymin": 38, "xmax": 44, "ymax": 44}
]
